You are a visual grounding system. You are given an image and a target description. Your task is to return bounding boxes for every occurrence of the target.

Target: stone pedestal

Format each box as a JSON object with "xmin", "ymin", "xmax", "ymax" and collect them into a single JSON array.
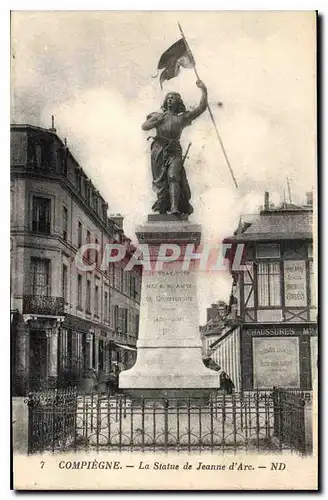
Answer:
[{"xmin": 119, "ymin": 216, "xmax": 218, "ymax": 400}]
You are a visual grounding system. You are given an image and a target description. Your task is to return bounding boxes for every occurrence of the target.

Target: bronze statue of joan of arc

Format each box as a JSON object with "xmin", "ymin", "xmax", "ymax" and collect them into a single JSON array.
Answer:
[{"xmin": 142, "ymin": 80, "xmax": 208, "ymax": 216}]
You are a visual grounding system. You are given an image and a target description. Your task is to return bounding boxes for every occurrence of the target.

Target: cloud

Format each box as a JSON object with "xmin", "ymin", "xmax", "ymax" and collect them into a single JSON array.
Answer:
[{"xmin": 11, "ymin": 11, "xmax": 316, "ymax": 324}]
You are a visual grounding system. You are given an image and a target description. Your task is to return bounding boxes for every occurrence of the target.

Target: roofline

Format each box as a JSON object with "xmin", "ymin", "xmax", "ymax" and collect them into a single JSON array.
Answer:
[
  {"xmin": 224, "ymin": 233, "xmax": 313, "ymax": 243},
  {"xmin": 260, "ymin": 207, "xmax": 313, "ymax": 214},
  {"xmin": 11, "ymin": 123, "xmax": 58, "ymax": 135},
  {"xmin": 10, "ymin": 123, "xmax": 131, "ymax": 240}
]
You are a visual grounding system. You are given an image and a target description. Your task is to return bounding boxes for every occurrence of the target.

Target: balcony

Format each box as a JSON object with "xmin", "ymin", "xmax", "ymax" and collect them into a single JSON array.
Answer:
[{"xmin": 23, "ymin": 295, "xmax": 65, "ymax": 316}]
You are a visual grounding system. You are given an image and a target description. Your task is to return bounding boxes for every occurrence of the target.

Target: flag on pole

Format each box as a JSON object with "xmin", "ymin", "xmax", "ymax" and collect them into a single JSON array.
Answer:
[{"xmin": 156, "ymin": 38, "xmax": 195, "ymax": 88}]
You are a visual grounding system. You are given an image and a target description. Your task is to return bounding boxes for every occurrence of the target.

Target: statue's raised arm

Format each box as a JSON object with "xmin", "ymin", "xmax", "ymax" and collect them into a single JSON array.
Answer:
[{"xmin": 183, "ymin": 80, "xmax": 208, "ymax": 125}]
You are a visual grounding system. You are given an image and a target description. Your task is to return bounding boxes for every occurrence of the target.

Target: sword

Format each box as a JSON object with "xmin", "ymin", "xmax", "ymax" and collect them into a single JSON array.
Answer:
[{"xmin": 182, "ymin": 142, "xmax": 192, "ymax": 166}]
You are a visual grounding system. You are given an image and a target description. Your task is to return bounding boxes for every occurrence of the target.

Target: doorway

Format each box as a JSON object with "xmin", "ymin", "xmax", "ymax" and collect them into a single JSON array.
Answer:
[{"xmin": 29, "ymin": 330, "xmax": 47, "ymax": 391}]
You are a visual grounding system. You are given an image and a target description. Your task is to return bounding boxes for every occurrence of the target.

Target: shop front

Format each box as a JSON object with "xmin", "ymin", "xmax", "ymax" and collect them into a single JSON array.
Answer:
[{"xmin": 241, "ymin": 324, "xmax": 317, "ymax": 390}]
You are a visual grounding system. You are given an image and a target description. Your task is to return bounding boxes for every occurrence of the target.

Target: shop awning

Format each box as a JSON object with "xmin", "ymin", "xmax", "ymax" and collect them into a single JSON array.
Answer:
[
  {"xmin": 209, "ymin": 324, "xmax": 239, "ymax": 349},
  {"xmin": 113, "ymin": 342, "xmax": 137, "ymax": 352}
]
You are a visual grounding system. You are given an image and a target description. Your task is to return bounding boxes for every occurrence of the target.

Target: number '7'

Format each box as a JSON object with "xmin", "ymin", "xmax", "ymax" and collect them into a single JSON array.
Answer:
[{"xmin": 40, "ymin": 461, "xmax": 45, "ymax": 469}]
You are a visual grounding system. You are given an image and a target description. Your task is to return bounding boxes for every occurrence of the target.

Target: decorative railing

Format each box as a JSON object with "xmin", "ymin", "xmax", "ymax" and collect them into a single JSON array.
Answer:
[
  {"xmin": 25, "ymin": 387, "xmax": 77, "ymax": 454},
  {"xmin": 23, "ymin": 295, "xmax": 65, "ymax": 315},
  {"xmin": 25, "ymin": 388, "xmax": 311, "ymax": 455}
]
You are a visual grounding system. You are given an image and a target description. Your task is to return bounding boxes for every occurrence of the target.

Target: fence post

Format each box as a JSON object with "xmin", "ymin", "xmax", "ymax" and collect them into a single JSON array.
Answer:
[
  {"xmin": 299, "ymin": 398, "xmax": 306, "ymax": 455},
  {"xmin": 73, "ymin": 387, "xmax": 78, "ymax": 452},
  {"xmin": 255, "ymin": 388, "xmax": 260, "ymax": 451},
  {"xmin": 141, "ymin": 398, "xmax": 145, "ymax": 450},
  {"xmin": 27, "ymin": 394, "xmax": 33, "ymax": 455},
  {"xmin": 164, "ymin": 399, "xmax": 169, "ymax": 450},
  {"xmin": 51, "ymin": 391, "xmax": 56, "ymax": 453}
]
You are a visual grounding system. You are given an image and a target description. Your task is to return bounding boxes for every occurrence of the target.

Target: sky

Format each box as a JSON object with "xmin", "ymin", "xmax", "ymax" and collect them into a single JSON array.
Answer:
[{"xmin": 10, "ymin": 11, "xmax": 316, "ymax": 323}]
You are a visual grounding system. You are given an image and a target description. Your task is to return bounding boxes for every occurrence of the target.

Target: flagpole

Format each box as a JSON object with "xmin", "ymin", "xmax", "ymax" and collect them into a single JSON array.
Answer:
[{"xmin": 177, "ymin": 22, "xmax": 238, "ymax": 190}]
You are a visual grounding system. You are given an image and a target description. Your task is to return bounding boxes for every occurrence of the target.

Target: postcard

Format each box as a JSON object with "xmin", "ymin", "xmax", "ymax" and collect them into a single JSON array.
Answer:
[{"xmin": 11, "ymin": 10, "xmax": 318, "ymax": 490}]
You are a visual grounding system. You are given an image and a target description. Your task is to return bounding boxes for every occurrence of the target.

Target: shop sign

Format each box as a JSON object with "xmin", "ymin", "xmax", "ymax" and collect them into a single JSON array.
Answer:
[
  {"xmin": 245, "ymin": 325, "xmax": 317, "ymax": 336},
  {"xmin": 253, "ymin": 337, "xmax": 300, "ymax": 388},
  {"xmin": 284, "ymin": 260, "xmax": 307, "ymax": 307}
]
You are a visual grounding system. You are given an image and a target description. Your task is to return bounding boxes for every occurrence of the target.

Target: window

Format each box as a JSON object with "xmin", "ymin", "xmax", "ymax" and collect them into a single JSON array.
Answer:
[
  {"xmin": 256, "ymin": 244, "xmax": 280, "ymax": 259},
  {"xmin": 309, "ymin": 260, "xmax": 316, "ymax": 307},
  {"xmin": 110, "ymin": 262, "xmax": 115, "ymax": 284},
  {"xmin": 114, "ymin": 265, "xmax": 121, "ymax": 290},
  {"xmin": 31, "ymin": 258, "xmax": 50, "ymax": 296},
  {"xmin": 77, "ymin": 274, "xmax": 83, "ymax": 309},
  {"xmin": 61, "ymin": 150, "xmax": 68, "ymax": 176},
  {"xmin": 120, "ymin": 268, "xmax": 124, "ymax": 291},
  {"xmin": 123, "ymin": 272, "xmax": 129, "ymax": 295},
  {"xmin": 78, "ymin": 221, "xmax": 82, "ymax": 248},
  {"xmin": 86, "ymin": 279, "xmax": 91, "ymax": 313},
  {"xmin": 114, "ymin": 305, "xmax": 119, "ymax": 330},
  {"xmin": 130, "ymin": 276, "xmax": 137, "ymax": 299},
  {"xmin": 86, "ymin": 230, "xmax": 91, "ymax": 261},
  {"xmin": 59, "ymin": 328, "xmax": 68, "ymax": 373},
  {"xmin": 32, "ymin": 196, "xmax": 51, "ymax": 234},
  {"xmin": 93, "ymin": 194, "xmax": 98, "ymax": 212},
  {"xmin": 104, "ymin": 291, "xmax": 109, "ymax": 321},
  {"xmin": 73, "ymin": 332, "xmax": 83, "ymax": 375},
  {"xmin": 94, "ymin": 285, "xmax": 99, "ymax": 317},
  {"xmin": 123, "ymin": 308, "xmax": 128, "ymax": 333},
  {"xmin": 95, "ymin": 238, "xmax": 99, "ymax": 267},
  {"xmin": 135, "ymin": 313, "xmax": 140, "ymax": 336},
  {"xmin": 257, "ymin": 262, "xmax": 281, "ymax": 306},
  {"xmin": 62, "ymin": 206, "xmax": 68, "ymax": 241},
  {"xmin": 88, "ymin": 186, "xmax": 93, "ymax": 206},
  {"xmin": 57, "ymin": 147, "xmax": 67, "ymax": 176},
  {"xmin": 99, "ymin": 340, "xmax": 104, "ymax": 371},
  {"xmin": 62, "ymin": 264, "xmax": 68, "ymax": 303},
  {"xmin": 35, "ymin": 144, "xmax": 42, "ymax": 168}
]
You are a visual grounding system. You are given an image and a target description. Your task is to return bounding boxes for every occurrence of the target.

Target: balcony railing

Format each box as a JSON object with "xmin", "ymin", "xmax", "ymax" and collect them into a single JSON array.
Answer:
[{"xmin": 23, "ymin": 295, "xmax": 65, "ymax": 316}]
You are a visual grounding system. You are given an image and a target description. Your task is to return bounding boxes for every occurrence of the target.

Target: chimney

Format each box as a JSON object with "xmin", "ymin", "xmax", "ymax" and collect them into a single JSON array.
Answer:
[
  {"xmin": 264, "ymin": 191, "xmax": 270, "ymax": 210},
  {"xmin": 49, "ymin": 115, "xmax": 57, "ymax": 133},
  {"xmin": 231, "ymin": 303, "xmax": 237, "ymax": 320},
  {"xmin": 110, "ymin": 213, "xmax": 124, "ymax": 229},
  {"xmin": 306, "ymin": 191, "xmax": 313, "ymax": 206},
  {"xmin": 206, "ymin": 304, "xmax": 218, "ymax": 323}
]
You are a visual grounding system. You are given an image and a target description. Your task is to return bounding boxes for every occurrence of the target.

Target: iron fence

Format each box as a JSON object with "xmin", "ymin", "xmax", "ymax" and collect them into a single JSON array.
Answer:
[
  {"xmin": 25, "ymin": 387, "xmax": 311, "ymax": 455},
  {"xmin": 25, "ymin": 387, "xmax": 77, "ymax": 454},
  {"xmin": 272, "ymin": 388, "xmax": 307, "ymax": 454}
]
